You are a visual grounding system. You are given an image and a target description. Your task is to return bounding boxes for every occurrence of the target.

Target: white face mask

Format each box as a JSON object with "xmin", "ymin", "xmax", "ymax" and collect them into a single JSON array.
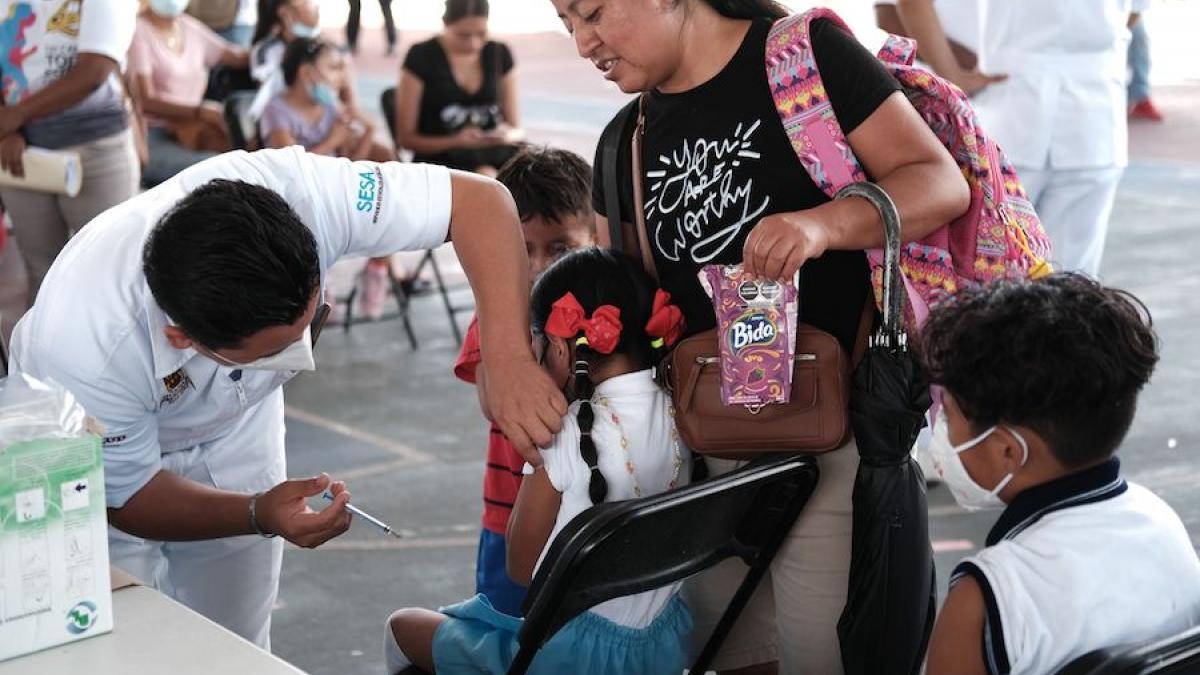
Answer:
[
  {"xmin": 207, "ymin": 327, "xmax": 316, "ymax": 372},
  {"xmin": 929, "ymin": 409, "xmax": 1029, "ymax": 511},
  {"xmin": 149, "ymin": 0, "xmax": 190, "ymax": 18},
  {"xmin": 290, "ymin": 20, "xmax": 321, "ymax": 39}
]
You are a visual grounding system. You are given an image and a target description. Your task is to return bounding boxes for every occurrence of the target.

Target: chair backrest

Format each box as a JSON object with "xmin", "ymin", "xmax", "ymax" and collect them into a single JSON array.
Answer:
[
  {"xmin": 517, "ymin": 454, "xmax": 819, "ymax": 651},
  {"xmin": 223, "ymin": 91, "xmax": 259, "ymax": 150},
  {"xmin": 381, "ymin": 87, "xmax": 399, "ymax": 145},
  {"xmin": 1056, "ymin": 626, "xmax": 1200, "ymax": 675},
  {"xmin": 0, "ymin": 312, "xmax": 8, "ymax": 377}
]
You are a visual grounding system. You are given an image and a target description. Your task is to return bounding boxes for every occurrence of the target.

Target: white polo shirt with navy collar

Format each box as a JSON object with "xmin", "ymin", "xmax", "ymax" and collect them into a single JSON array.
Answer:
[{"xmin": 951, "ymin": 458, "xmax": 1200, "ymax": 675}]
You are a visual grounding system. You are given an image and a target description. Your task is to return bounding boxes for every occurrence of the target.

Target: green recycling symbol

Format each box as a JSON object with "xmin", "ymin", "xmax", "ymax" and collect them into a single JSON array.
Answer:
[{"xmin": 66, "ymin": 601, "xmax": 98, "ymax": 634}]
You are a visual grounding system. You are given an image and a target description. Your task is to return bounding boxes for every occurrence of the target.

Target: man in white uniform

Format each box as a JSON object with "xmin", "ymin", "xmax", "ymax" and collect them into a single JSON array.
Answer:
[
  {"xmin": 9, "ymin": 147, "xmax": 566, "ymax": 648},
  {"xmin": 894, "ymin": 0, "xmax": 1147, "ymax": 276}
]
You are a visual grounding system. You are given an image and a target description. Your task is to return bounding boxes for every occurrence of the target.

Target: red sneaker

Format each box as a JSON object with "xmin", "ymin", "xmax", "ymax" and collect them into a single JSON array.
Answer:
[{"xmin": 1129, "ymin": 98, "xmax": 1165, "ymax": 122}]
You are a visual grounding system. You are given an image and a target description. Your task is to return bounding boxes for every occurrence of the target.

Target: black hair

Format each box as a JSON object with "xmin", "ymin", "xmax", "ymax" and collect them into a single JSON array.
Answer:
[
  {"xmin": 444, "ymin": 0, "xmax": 489, "ymax": 23},
  {"xmin": 252, "ymin": 0, "xmax": 283, "ymax": 46},
  {"xmin": 918, "ymin": 272, "xmax": 1159, "ymax": 468},
  {"xmin": 282, "ymin": 37, "xmax": 328, "ymax": 87},
  {"xmin": 496, "ymin": 146, "xmax": 594, "ymax": 226},
  {"xmin": 692, "ymin": 0, "xmax": 788, "ymax": 20},
  {"xmin": 143, "ymin": 179, "xmax": 321, "ymax": 351},
  {"xmin": 531, "ymin": 248, "xmax": 664, "ymax": 504}
]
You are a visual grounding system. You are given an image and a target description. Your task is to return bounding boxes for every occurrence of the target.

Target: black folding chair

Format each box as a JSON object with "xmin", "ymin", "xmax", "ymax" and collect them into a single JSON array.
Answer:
[
  {"xmin": 205, "ymin": 64, "xmax": 256, "ymax": 103},
  {"xmin": 223, "ymin": 90, "xmax": 259, "ymax": 151},
  {"xmin": 338, "ymin": 261, "xmax": 419, "ymax": 350},
  {"xmin": 1055, "ymin": 626, "xmax": 1200, "ymax": 675},
  {"xmin": 380, "ymin": 86, "xmax": 470, "ymax": 345},
  {"xmin": 507, "ymin": 454, "xmax": 820, "ymax": 675},
  {"xmin": 0, "ymin": 312, "xmax": 8, "ymax": 377}
]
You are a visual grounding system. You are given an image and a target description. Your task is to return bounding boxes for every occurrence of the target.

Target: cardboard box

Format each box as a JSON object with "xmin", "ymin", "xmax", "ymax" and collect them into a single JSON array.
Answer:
[{"xmin": 0, "ymin": 435, "xmax": 111, "ymax": 661}]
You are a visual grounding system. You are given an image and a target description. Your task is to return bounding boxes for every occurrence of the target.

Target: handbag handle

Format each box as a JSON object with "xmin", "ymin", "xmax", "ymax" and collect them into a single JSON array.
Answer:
[{"xmin": 835, "ymin": 182, "xmax": 905, "ymax": 349}]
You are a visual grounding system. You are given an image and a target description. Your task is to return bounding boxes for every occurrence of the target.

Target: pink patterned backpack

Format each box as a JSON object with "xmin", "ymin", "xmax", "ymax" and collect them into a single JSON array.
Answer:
[{"xmin": 766, "ymin": 8, "xmax": 1053, "ymax": 326}]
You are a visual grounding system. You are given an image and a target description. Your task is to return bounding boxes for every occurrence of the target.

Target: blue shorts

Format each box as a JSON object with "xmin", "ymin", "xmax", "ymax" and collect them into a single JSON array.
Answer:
[
  {"xmin": 431, "ymin": 593, "xmax": 692, "ymax": 675},
  {"xmin": 475, "ymin": 529, "xmax": 528, "ymax": 617}
]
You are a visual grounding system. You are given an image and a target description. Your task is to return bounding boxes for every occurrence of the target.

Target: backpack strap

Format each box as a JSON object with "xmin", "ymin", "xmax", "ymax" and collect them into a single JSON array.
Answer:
[
  {"xmin": 765, "ymin": 8, "xmax": 865, "ymax": 199},
  {"xmin": 878, "ymin": 33, "xmax": 918, "ymax": 67},
  {"xmin": 600, "ymin": 98, "xmax": 640, "ymax": 254}
]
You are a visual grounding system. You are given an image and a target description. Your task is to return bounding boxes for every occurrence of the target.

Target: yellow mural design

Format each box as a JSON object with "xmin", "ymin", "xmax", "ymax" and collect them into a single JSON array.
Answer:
[{"xmin": 47, "ymin": 0, "xmax": 80, "ymax": 38}]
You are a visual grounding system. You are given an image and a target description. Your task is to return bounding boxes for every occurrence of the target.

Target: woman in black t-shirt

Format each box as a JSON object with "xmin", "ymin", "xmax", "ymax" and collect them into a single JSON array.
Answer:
[
  {"xmin": 394, "ymin": 0, "xmax": 524, "ymax": 175},
  {"xmin": 553, "ymin": 1, "xmax": 970, "ymax": 673}
]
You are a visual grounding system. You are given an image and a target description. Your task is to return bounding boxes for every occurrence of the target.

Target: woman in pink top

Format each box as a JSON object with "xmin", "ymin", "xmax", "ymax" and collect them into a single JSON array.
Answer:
[{"xmin": 127, "ymin": 0, "xmax": 248, "ymax": 187}]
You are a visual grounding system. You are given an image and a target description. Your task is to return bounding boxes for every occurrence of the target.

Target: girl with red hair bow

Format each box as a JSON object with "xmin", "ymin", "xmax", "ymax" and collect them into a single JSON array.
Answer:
[{"xmin": 386, "ymin": 247, "xmax": 694, "ymax": 675}]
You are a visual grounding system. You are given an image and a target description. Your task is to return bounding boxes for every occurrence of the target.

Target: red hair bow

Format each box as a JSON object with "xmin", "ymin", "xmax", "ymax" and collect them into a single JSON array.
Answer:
[
  {"xmin": 645, "ymin": 290, "xmax": 686, "ymax": 349},
  {"xmin": 545, "ymin": 292, "xmax": 623, "ymax": 354}
]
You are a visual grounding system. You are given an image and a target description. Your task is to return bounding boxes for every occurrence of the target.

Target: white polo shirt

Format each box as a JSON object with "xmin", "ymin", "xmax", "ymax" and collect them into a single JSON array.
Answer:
[
  {"xmin": 972, "ymin": 0, "xmax": 1149, "ymax": 170},
  {"xmin": 951, "ymin": 459, "xmax": 1200, "ymax": 675},
  {"xmin": 10, "ymin": 148, "xmax": 452, "ymax": 508}
]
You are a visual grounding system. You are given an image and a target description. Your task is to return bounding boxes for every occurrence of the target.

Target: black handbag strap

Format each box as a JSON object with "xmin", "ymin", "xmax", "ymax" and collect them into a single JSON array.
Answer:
[{"xmin": 600, "ymin": 98, "xmax": 639, "ymax": 254}]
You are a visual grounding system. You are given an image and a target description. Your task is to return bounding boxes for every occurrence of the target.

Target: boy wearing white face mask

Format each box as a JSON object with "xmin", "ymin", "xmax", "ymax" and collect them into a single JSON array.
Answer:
[{"xmin": 920, "ymin": 272, "xmax": 1200, "ymax": 675}]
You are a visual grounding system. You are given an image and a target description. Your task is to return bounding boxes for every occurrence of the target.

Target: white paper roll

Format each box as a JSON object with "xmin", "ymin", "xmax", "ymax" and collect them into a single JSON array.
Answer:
[{"xmin": 0, "ymin": 147, "xmax": 83, "ymax": 197}]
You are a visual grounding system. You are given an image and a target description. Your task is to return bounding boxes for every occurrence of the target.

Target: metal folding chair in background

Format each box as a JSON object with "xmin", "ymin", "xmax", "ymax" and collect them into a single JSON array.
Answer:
[
  {"xmin": 380, "ymin": 87, "xmax": 471, "ymax": 345},
  {"xmin": 0, "ymin": 312, "xmax": 8, "ymax": 377},
  {"xmin": 223, "ymin": 91, "xmax": 260, "ymax": 151},
  {"xmin": 509, "ymin": 454, "xmax": 820, "ymax": 675}
]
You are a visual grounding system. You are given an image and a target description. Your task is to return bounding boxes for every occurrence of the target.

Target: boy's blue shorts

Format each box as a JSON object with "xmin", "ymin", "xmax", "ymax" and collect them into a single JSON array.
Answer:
[{"xmin": 475, "ymin": 529, "xmax": 528, "ymax": 617}]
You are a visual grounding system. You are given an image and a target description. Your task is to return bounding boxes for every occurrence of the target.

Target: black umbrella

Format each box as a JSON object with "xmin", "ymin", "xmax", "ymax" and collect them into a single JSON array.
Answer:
[{"xmin": 834, "ymin": 182, "xmax": 937, "ymax": 675}]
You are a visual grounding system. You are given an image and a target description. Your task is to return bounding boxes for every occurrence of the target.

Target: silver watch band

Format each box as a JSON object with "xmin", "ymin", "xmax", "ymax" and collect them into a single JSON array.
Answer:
[{"xmin": 248, "ymin": 492, "xmax": 277, "ymax": 538}]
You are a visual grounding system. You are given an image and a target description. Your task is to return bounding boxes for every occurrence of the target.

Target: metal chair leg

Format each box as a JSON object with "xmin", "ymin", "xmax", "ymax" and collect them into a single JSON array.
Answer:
[
  {"xmin": 424, "ymin": 252, "xmax": 463, "ymax": 345},
  {"xmin": 0, "ymin": 312, "xmax": 8, "ymax": 377},
  {"xmin": 388, "ymin": 260, "xmax": 419, "ymax": 351},
  {"xmin": 342, "ymin": 288, "xmax": 356, "ymax": 333}
]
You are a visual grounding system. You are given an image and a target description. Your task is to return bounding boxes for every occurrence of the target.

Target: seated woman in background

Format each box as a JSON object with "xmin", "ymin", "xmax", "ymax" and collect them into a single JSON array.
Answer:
[
  {"xmin": 395, "ymin": 0, "xmax": 523, "ymax": 176},
  {"xmin": 128, "ymin": 0, "xmax": 248, "ymax": 187},
  {"xmin": 260, "ymin": 38, "xmax": 391, "ymax": 162},
  {"xmin": 249, "ymin": 0, "xmax": 359, "ymax": 121}
]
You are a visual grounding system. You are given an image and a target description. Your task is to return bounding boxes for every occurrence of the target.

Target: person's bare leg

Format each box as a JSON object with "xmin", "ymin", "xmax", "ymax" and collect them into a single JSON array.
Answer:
[{"xmin": 387, "ymin": 608, "xmax": 447, "ymax": 673}]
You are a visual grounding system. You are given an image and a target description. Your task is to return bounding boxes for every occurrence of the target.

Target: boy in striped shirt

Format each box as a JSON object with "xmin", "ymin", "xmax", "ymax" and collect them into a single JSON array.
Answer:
[{"xmin": 453, "ymin": 146, "xmax": 595, "ymax": 616}]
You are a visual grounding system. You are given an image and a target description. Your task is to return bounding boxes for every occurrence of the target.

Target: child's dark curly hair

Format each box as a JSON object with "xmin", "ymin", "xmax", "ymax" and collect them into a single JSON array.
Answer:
[{"xmin": 918, "ymin": 272, "xmax": 1159, "ymax": 468}]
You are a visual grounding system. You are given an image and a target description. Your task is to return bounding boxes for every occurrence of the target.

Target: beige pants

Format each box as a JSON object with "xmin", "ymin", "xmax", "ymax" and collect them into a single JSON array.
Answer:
[
  {"xmin": 685, "ymin": 441, "xmax": 858, "ymax": 674},
  {"xmin": 1, "ymin": 128, "xmax": 140, "ymax": 305}
]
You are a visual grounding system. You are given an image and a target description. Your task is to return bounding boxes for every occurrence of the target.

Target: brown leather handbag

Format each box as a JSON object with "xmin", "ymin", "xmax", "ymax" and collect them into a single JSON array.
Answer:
[{"xmin": 600, "ymin": 97, "xmax": 870, "ymax": 459}]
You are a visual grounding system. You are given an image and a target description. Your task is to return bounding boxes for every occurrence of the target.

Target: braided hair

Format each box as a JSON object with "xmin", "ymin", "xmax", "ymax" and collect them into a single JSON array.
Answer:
[{"xmin": 531, "ymin": 248, "xmax": 664, "ymax": 504}]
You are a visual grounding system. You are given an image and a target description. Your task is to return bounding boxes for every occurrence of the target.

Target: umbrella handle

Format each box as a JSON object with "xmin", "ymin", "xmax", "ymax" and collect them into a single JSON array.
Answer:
[{"xmin": 835, "ymin": 182, "xmax": 905, "ymax": 347}]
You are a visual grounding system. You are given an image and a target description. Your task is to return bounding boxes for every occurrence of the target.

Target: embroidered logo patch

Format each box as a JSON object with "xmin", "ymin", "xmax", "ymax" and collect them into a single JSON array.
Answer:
[{"xmin": 160, "ymin": 368, "xmax": 193, "ymax": 406}]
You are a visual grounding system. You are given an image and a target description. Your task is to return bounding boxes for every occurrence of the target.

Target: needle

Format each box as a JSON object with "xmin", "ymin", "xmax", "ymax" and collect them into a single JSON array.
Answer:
[{"xmin": 322, "ymin": 492, "xmax": 406, "ymax": 538}]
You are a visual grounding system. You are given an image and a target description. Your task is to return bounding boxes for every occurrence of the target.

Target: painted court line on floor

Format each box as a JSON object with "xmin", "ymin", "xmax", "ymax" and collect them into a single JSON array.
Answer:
[
  {"xmin": 285, "ymin": 405, "xmax": 434, "ymax": 465},
  {"xmin": 311, "ymin": 536, "xmax": 478, "ymax": 552}
]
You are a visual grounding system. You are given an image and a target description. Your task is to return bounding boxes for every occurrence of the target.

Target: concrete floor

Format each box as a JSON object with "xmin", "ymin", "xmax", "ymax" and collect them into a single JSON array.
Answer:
[{"xmin": 1, "ymin": 26, "xmax": 1197, "ymax": 675}]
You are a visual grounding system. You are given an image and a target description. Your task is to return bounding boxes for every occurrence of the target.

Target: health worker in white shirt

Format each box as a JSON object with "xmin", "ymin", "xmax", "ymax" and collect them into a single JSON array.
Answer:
[
  {"xmin": 9, "ymin": 147, "xmax": 568, "ymax": 649},
  {"xmin": 893, "ymin": 0, "xmax": 1148, "ymax": 277}
]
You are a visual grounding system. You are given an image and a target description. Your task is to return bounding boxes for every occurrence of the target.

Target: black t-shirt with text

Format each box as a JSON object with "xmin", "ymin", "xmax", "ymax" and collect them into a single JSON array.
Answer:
[
  {"xmin": 594, "ymin": 18, "xmax": 900, "ymax": 352},
  {"xmin": 403, "ymin": 38, "xmax": 514, "ymax": 138}
]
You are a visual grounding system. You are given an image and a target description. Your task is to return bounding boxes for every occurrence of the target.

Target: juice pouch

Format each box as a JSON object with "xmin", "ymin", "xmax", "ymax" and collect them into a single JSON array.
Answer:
[{"xmin": 699, "ymin": 265, "xmax": 799, "ymax": 407}]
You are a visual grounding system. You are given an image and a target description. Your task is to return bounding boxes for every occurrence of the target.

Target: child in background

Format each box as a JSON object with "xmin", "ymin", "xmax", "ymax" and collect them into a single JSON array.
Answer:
[
  {"xmin": 452, "ymin": 146, "xmax": 595, "ymax": 617},
  {"xmin": 261, "ymin": 38, "xmax": 390, "ymax": 162},
  {"xmin": 260, "ymin": 37, "xmax": 397, "ymax": 320},
  {"xmin": 386, "ymin": 248, "xmax": 693, "ymax": 674},
  {"xmin": 921, "ymin": 273, "xmax": 1200, "ymax": 675}
]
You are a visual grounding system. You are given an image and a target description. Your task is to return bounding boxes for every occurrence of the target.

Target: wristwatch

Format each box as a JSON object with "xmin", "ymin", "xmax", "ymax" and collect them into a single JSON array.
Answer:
[{"xmin": 248, "ymin": 492, "xmax": 277, "ymax": 538}]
